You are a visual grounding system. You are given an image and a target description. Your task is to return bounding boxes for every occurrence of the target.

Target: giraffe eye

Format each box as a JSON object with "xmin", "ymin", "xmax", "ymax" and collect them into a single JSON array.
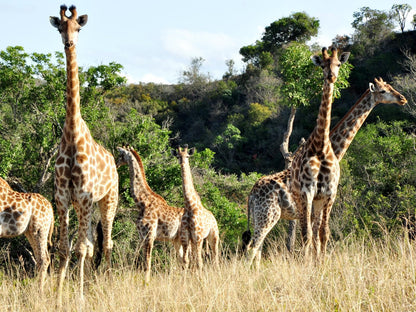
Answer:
[{"xmin": 380, "ymin": 90, "xmax": 386, "ymax": 94}]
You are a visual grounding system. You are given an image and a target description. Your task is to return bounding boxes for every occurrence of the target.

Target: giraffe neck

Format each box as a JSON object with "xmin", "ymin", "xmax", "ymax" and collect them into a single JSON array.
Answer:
[
  {"xmin": 180, "ymin": 158, "xmax": 201, "ymax": 209},
  {"xmin": 312, "ymin": 81, "xmax": 334, "ymax": 151},
  {"xmin": 64, "ymin": 46, "xmax": 82, "ymax": 127},
  {"xmin": 127, "ymin": 150, "xmax": 152, "ymax": 200},
  {"xmin": 330, "ymin": 90, "xmax": 373, "ymax": 161}
]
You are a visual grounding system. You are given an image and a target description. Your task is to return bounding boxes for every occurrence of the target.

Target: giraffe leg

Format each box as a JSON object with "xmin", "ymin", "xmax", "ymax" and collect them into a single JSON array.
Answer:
[
  {"xmin": 143, "ymin": 236, "xmax": 155, "ymax": 284},
  {"xmin": 98, "ymin": 186, "xmax": 118, "ymax": 269},
  {"xmin": 26, "ymin": 223, "xmax": 50, "ymax": 293},
  {"xmin": 73, "ymin": 199, "xmax": 94, "ymax": 302},
  {"xmin": 55, "ymin": 194, "xmax": 70, "ymax": 305},
  {"xmin": 246, "ymin": 209, "xmax": 281, "ymax": 269},
  {"xmin": 208, "ymin": 227, "xmax": 220, "ymax": 267},
  {"xmin": 319, "ymin": 197, "xmax": 336, "ymax": 258},
  {"xmin": 298, "ymin": 193, "xmax": 313, "ymax": 260},
  {"xmin": 312, "ymin": 199, "xmax": 324, "ymax": 259},
  {"xmin": 173, "ymin": 238, "xmax": 184, "ymax": 264},
  {"xmin": 194, "ymin": 239, "xmax": 204, "ymax": 270}
]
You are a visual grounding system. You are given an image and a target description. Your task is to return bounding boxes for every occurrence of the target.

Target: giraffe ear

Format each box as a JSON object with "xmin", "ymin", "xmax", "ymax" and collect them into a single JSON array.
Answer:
[
  {"xmin": 311, "ymin": 55, "xmax": 323, "ymax": 67},
  {"xmin": 189, "ymin": 147, "xmax": 195, "ymax": 156},
  {"xmin": 339, "ymin": 52, "xmax": 350, "ymax": 64},
  {"xmin": 50, "ymin": 16, "xmax": 60, "ymax": 29},
  {"xmin": 369, "ymin": 82, "xmax": 375, "ymax": 92},
  {"xmin": 171, "ymin": 149, "xmax": 178, "ymax": 157},
  {"xmin": 77, "ymin": 14, "xmax": 88, "ymax": 27}
]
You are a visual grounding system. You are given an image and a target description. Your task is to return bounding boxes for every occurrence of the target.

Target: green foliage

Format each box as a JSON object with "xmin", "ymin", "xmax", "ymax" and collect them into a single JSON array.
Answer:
[
  {"xmin": 332, "ymin": 121, "xmax": 416, "ymax": 238},
  {"xmin": 278, "ymin": 42, "xmax": 352, "ymax": 108}
]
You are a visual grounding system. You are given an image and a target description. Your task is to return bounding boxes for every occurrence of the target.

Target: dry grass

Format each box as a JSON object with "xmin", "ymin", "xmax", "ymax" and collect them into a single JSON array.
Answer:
[{"xmin": 0, "ymin": 236, "xmax": 415, "ymax": 311}]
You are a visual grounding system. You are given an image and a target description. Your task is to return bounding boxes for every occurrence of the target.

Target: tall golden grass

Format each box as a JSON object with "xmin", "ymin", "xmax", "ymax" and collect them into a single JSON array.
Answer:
[{"xmin": 0, "ymin": 234, "xmax": 415, "ymax": 311}]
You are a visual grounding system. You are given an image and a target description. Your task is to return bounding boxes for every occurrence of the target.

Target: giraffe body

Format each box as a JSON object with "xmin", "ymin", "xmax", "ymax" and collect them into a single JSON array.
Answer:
[
  {"xmin": 244, "ymin": 77, "xmax": 406, "ymax": 267},
  {"xmin": 173, "ymin": 146, "xmax": 219, "ymax": 269},
  {"xmin": 0, "ymin": 177, "xmax": 54, "ymax": 291},
  {"xmin": 117, "ymin": 146, "xmax": 184, "ymax": 283},
  {"xmin": 50, "ymin": 5, "xmax": 119, "ymax": 302}
]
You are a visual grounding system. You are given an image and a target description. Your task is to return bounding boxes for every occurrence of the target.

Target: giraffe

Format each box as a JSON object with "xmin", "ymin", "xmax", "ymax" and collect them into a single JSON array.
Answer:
[
  {"xmin": 116, "ymin": 146, "xmax": 184, "ymax": 283},
  {"xmin": 0, "ymin": 177, "xmax": 54, "ymax": 291},
  {"xmin": 290, "ymin": 47, "xmax": 350, "ymax": 260},
  {"xmin": 172, "ymin": 146, "xmax": 219, "ymax": 269},
  {"xmin": 244, "ymin": 47, "xmax": 350, "ymax": 265},
  {"xmin": 243, "ymin": 77, "xmax": 406, "ymax": 267},
  {"xmin": 50, "ymin": 5, "xmax": 119, "ymax": 301}
]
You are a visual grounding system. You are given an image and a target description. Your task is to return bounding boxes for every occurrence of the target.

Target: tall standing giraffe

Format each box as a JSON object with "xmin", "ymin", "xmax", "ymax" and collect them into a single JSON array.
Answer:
[
  {"xmin": 291, "ymin": 47, "xmax": 349, "ymax": 260},
  {"xmin": 244, "ymin": 47, "xmax": 349, "ymax": 265},
  {"xmin": 50, "ymin": 5, "xmax": 119, "ymax": 301},
  {"xmin": 243, "ymin": 77, "xmax": 406, "ymax": 267},
  {"xmin": 172, "ymin": 146, "xmax": 219, "ymax": 269},
  {"xmin": 116, "ymin": 146, "xmax": 184, "ymax": 283},
  {"xmin": 0, "ymin": 177, "xmax": 54, "ymax": 291}
]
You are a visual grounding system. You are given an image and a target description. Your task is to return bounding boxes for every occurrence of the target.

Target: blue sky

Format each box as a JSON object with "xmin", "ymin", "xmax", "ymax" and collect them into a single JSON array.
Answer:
[{"xmin": 1, "ymin": 1, "xmax": 414, "ymax": 84}]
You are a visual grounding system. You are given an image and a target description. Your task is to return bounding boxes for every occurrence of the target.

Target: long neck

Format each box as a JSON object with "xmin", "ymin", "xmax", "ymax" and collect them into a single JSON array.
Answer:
[
  {"xmin": 312, "ymin": 81, "xmax": 334, "ymax": 151},
  {"xmin": 180, "ymin": 158, "xmax": 201, "ymax": 207},
  {"xmin": 64, "ymin": 46, "xmax": 81, "ymax": 124},
  {"xmin": 330, "ymin": 90, "xmax": 374, "ymax": 161},
  {"xmin": 127, "ymin": 151, "xmax": 152, "ymax": 200}
]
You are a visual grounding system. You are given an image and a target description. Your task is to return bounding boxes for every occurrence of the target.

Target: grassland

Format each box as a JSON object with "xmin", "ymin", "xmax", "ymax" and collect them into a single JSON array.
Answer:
[{"xmin": 0, "ymin": 235, "xmax": 415, "ymax": 311}]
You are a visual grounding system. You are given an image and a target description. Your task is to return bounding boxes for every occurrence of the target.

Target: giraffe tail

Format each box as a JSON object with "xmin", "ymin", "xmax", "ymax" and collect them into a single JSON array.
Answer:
[
  {"xmin": 241, "ymin": 196, "xmax": 252, "ymax": 252},
  {"xmin": 48, "ymin": 218, "xmax": 54, "ymax": 249},
  {"xmin": 94, "ymin": 220, "xmax": 104, "ymax": 269}
]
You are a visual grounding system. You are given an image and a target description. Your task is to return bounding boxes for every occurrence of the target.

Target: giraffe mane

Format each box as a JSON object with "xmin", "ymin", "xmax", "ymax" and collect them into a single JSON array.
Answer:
[
  {"xmin": 329, "ymin": 89, "xmax": 371, "ymax": 136},
  {"xmin": 128, "ymin": 148, "xmax": 169, "ymax": 204}
]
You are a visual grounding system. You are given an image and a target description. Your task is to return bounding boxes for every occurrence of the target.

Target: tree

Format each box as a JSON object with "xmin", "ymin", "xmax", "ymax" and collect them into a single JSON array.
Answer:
[
  {"xmin": 278, "ymin": 43, "xmax": 352, "ymax": 166},
  {"xmin": 351, "ymin": 7, "xmax": 395, "ymax": 55},
  {"xmin": 391, "ymin": 4, "xmax": 412, "ymax": 33},
  {"xmin": 239, "ymin": 12, "xmax": 319, "ymax": 67},
  {"xmin": 262, "ymin": 12, "xmax": 319, "ymax": 52},
  {"xmin": 412, "ymin": 14, "xmax": 416, "ymax": 29}
]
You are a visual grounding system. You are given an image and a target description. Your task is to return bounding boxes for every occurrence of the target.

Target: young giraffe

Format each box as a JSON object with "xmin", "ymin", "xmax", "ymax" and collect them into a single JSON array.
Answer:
[
  {"xmin": 173, "ymin": 146, "xmax": 219, "ymax": 269},
  {"xmin": 116, "ymin": 146, "xmax": 184, "ymax": 283},
  {"xmin": 50, "ymin": 5, "xmax": 119, "ymax": 301},
  {"xmin": 0, "ymin": 177, "xmax": 54, "ymax": 291},
  {"xmin": 244, "ymin": 77, "xmax": 406, "ymax": 267},
  {"xmin": 244, "ymin": 47, "xmax": 349, "ymax": 265}
]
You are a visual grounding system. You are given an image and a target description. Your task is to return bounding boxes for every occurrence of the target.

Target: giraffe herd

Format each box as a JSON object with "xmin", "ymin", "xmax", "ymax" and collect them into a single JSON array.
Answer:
[{"xmin": 0, "ymin": 4, "xmax": 408, "ymax": 301}]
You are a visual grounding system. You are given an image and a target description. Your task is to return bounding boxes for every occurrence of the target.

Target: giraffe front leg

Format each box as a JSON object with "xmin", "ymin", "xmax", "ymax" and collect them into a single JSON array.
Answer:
[
  {"xmin": 194, "ymin": 239, "xmax": 204, "ymax": 270},
  {"xmin": 319, "ymin": 197, "xmax": 336, "ymax": 258},
  {"xmin": 73, "ymin": 199, "xmax": 94, "ymax": 302},
  {"xmin": 298, "ymin": 193, "xmax": 313, "ymax": 260},
  {"xmin": 55, "ymin": 196, "xmax": 70, "ymax": 305}
]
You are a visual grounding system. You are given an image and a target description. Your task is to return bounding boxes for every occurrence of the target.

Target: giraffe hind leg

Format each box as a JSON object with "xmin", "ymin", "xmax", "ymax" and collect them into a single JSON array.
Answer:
[{"xmin": 98, "ymin": 187, "xmax": 118, "ymax": 268}]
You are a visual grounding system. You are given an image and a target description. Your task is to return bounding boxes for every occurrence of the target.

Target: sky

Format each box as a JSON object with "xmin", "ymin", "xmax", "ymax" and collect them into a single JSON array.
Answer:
[{"xmin": 1, "ymin": 0, "xmax": 414, "ymax": 84}]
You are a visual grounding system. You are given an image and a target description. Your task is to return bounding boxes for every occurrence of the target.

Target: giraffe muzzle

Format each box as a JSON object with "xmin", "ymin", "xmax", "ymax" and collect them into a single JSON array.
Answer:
[{"xmin": 65, "ymin": 41, "xmax": 74, "ymax": 49}]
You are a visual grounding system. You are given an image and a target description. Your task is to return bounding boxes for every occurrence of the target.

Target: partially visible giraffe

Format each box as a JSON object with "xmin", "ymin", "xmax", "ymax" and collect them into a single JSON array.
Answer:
[
  {"xmin": 243, "ymin": 77, "xmax": 406, "ymax": 267},
  {"xmin": 0, "ymin": 177, "xmax": 54, "ymax": 291},
  {"xmin": 50, "ymin": 5, "xmax": 119, "ymax": 301},
  {"xmin": 117, "ymin": 146, "xmax": 184, "ymax": 283},
  {"xmin": 172, "ymin": 146, "xmax": 219, "ymax": 269}
]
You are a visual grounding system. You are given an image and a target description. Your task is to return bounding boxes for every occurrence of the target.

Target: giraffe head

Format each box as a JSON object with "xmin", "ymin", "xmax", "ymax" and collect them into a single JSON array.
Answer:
[
  {"xmin": 369, "ymin": 77, "xmax": 407, "ymax": 106},
  {"xmin": 116, "ymin": 146, "xmax": 133, "ymax": 168},
  {"xmin": 172, "ymin": 145, "xmax": 195, "ymax": 164},
  {"xmin": 50, "ymin": 5, "xmax": 88, "ymax": 49},
  {"xmin": 311, "ymin": 47, "xmax": 350, "ymax": 84}
]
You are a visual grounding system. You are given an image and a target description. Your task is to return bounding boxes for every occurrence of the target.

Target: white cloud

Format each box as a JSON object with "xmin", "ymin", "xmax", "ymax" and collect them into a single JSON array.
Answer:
[{"xmin": 161, "ymin": 28, "xmax": 238, "ymax": 61}]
